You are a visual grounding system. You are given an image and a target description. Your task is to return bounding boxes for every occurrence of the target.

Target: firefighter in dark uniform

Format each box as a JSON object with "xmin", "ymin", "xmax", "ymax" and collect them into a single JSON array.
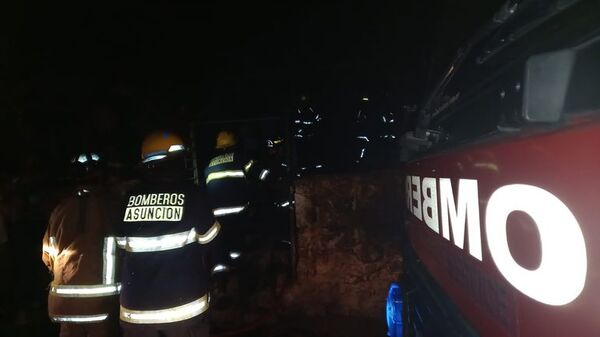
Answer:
[
  {"xmin": 42, "ymin": 152, "xmax": 120, "ymax": 337},
  {"xmin": 116, "ymin": 131, "xmax": 226, "ymax": 337},
  {"xmin": 204, "ymin": 130, "xmax": 269, "ymax": 258}
]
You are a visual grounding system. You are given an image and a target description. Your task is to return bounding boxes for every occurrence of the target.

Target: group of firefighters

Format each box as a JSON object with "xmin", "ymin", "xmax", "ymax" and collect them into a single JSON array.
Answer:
[{"xmin": 41, "ymin": 130, "xmax": 268, "ymax": 337}]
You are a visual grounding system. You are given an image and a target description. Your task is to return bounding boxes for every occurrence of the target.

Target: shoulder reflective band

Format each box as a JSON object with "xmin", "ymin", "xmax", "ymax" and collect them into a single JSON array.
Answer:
[
  {"xmin": 43, "ymin": 236, "xmax": 58, "ymax": 257},
  {"xmin": 244, "ymin": 160, "xmax": 254, "ymax": 172},
  {"xmin": 117, "ymin": 228, "xmax": 198, "ymax": 252},
  {"xmin": 103, "ymin": 237, "xmax": 116, "ymax": 284},
  {"xmin": 120, "ymin": 294, "xmax": 208, "ymax": 324},
  {"xmin": 212, "ymin": 205, "xmax": 247, "ymax": 217},
  {"xmin": 206, "ymin": 170, "xmax": 245, "ymax": 184},
  {"xmin": 197, "ymin": 222, "xmax": 220, "ymax": 244},
  {"xmin": 51, "ymin": 313, "xmax": 108, "ymax": 323},
  {"xmin": 259, "ymin": 169, "xmax": 270, "ymax": 180},
  {"xmin": 51, "ymin": 284, "xmax": 121, "ymax": 297}
]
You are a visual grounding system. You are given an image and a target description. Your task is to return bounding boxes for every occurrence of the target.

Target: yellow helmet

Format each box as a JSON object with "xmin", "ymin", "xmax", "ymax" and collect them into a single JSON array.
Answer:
[
  {"xmin": 215, "ymin": 130, "xmax": 237, "ymax": 149},
  {"xmin": 141, "ymin": 131, "xmax": 185, "ymax": 163}
]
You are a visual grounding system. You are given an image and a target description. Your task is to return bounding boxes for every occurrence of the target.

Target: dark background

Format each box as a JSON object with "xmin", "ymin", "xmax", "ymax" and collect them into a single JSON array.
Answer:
[{"xmin": 1, "ymin": 0, "xmax": 503, "ymax": 173}]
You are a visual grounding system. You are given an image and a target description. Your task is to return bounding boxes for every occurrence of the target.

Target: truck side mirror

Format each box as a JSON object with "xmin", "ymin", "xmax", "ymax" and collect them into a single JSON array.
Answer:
[{"xmin": 523, "ymin": 49, "xmax": 575, "ymax": 123}]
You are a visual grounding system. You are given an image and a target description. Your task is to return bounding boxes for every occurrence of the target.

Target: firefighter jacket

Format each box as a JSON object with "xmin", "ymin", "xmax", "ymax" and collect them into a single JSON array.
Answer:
[
  {"xmin": 42, "ymin": 187, "xmax": 120, "ymax": 324},
  {"xmin": 116, "ymin": 180, "xmax": 224, "ymax": 326},
  {"xmin": 204, "ymin": 146, "xmax": 269, "ymax": 219}
]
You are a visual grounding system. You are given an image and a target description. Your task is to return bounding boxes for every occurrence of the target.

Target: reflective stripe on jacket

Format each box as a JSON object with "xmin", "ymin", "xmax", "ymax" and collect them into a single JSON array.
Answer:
[
  {"xmin": 116, "ymin": 181, "xmax": 224, "ymax": 325},
  {"xmin": 204, "ymin": 147, "xmax": 261, "ymax": 214},
  {"xmin": 42, "ymin": 187, "xmax": 120, "ymax": 322}
]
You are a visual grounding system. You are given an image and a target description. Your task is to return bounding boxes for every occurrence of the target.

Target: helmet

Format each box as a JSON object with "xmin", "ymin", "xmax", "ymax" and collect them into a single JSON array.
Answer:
[
  {"xmin": 141, "ymin": 131, "xmax": 186, "ymax": 163},
  {"xmin": 70, "ymin": 152, "xmax": 103, "ymax": 179},
  {"xmin": 215, "ymin": 130, "xmax": 236, "ymax": 149},
  {"xmin": 71, "ymin": 152, "xmax": 102, "ymax": 170}
]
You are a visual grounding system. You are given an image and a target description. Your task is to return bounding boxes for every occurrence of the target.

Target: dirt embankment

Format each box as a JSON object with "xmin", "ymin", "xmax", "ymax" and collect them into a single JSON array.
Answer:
[{"xmin": 284, "ymin": 170, "xmax": 405, "ymax": 336}]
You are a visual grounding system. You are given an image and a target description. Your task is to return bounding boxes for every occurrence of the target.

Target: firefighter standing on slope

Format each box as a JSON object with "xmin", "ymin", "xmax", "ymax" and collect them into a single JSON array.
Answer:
[
  {"xmin": 204, "ymin": 130, "xmax": 269, "ymax": 259},
  {"xmin": 42, "ymin": 152, "xmax": 120, "ymax": 337},
  {"xmin": 116, "ymin": 131, "xmax": 226, "ymax": 337}
]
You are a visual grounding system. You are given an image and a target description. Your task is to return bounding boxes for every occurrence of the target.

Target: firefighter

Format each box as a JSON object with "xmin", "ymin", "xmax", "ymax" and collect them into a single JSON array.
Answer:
[
  {"xmin": 116, "ymin": 131, "xmax": 225, "ymax": 337},
  {"xmin": 42, "ymin": 152, "xmax": 120, "ymax": 337},
  {"xmin": 204, "ymin": 130, "xmax": 269, "ymax": 256}
]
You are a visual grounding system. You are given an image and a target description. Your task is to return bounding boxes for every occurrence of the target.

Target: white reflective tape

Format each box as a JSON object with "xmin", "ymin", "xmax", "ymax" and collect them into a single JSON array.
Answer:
[
  {"xmin": 212, "ymin": 264, "xmax": 229, "ymax": 273},
  {"xmin": 143, "ymin": 154, "xmax": 167, "ymax": 163},
  {"xmin": 259, "ymin": 169, "xmax": 270, "ymax": 180},
  {"xmin": 244, "ymin": 160, "xmax": 254, "ymax": 172},
  {"xmin": 206, "ymin": 170, "xmax": 245, "ymax": 184},
  {"xmin": 168, "ymin": 144, "xmax": 185, "ymax": 152},
  {"xmin": 229, "ymin": 251, "xmax": 241, "ymax": 259},
  {"xmin": 51, "ymin": 284, "xmax": 121, "ymax": 298},
  {"xmin": 118, "ymin": 228, "xmax": 199, "ymax": 253},
  {"xmin": 212, "ymin": 205, "xmax": 247, "ymax": 217},
  {"xmin": 197, "ymin": 222, "xmax": 220, "ymax": 244},
  {"xmin": 116, "ymin": 237, "xmax": 127, "ymax": 246},
  {"xmin": 103, "ymin": 237, "xmax": 116, "ymax": 284},
  {"xmin": 51, "ymin": 313, "xmax": 108, "ymax": 323},
  {"xmin": 120, "ymin": 295, "xmax": 208, "ymax": 324}
]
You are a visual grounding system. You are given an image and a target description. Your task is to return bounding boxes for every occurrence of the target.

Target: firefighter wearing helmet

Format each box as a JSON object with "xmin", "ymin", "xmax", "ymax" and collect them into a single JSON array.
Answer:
[
  {"xmin": 204, "ymin": 130, "xmax": 269, "ymax": 259},
  {"xmin": 115, "ymin": 131, "xmax": 226, "ymax": 337},
  {"xmin": 42, "ymin": 152, "xmax": 120, "ymax": 337}
]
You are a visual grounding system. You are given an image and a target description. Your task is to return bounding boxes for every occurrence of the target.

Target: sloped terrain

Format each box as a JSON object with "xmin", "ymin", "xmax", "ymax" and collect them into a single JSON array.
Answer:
[{"xmin": 213, "ymin": 169, "xmax": 405, "ymax": 337}]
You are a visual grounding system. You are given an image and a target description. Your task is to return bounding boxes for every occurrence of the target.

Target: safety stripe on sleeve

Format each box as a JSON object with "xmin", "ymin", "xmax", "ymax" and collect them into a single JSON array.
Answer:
[
  {"xmin": 244, "ymin": 160, "xmax": 254, "ymax": 172},
  {"xmin": 51, "ymin": 313, "xmax": 109, "ymax": 323},
  {"xmin": 212, "ymin": 205, "xmax": 247, "ymax": 217},
  {"xmin": 259, "ymin": 169, "xmax": 270, "ymax": 180},
  {"xmin": 197, "ymin": 221, "xmax": 221, "ymax": 244},
  {"xmin": 120, "ymin": 295, "xmax": 208, "ymax": 324},
  {"xmin": 206, "ymin": 170, "xmax": 245, "ymax": 184}
]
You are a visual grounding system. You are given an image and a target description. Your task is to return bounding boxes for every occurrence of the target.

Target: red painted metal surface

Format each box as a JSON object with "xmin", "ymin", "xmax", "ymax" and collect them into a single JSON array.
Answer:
[{"xmin": 405, "ymin": 118, "xmax": 600, "ymax": 337}]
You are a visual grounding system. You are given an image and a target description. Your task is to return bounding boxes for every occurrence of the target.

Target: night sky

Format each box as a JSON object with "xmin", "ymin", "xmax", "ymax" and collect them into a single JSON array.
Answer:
[{"xmin": 1, "ymin": 0, "xmax": 502, "ymax": 174}]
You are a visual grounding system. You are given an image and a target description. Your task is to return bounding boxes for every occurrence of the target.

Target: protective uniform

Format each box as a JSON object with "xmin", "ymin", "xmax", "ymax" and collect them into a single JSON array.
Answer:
[
  {"xmin": 204, "ymin": 131, "xmax": 270, "ymax": 216},
  {"xmin": 204, "ymin": 131, "xmax": 269, "ymax": 253},
  {"xmin": 42, "ymin": 152, "xmax": 120, "ymax": 337},
  {"xmin": 116, "ymin": 131, "xmax": 224, "ymax": 337}
]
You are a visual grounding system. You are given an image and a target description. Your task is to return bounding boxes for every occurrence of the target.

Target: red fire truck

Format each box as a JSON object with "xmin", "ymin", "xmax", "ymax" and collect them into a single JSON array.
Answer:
[{"xmin": 387, "ymin": 0, "xmax": 600, "ymax": 336}]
